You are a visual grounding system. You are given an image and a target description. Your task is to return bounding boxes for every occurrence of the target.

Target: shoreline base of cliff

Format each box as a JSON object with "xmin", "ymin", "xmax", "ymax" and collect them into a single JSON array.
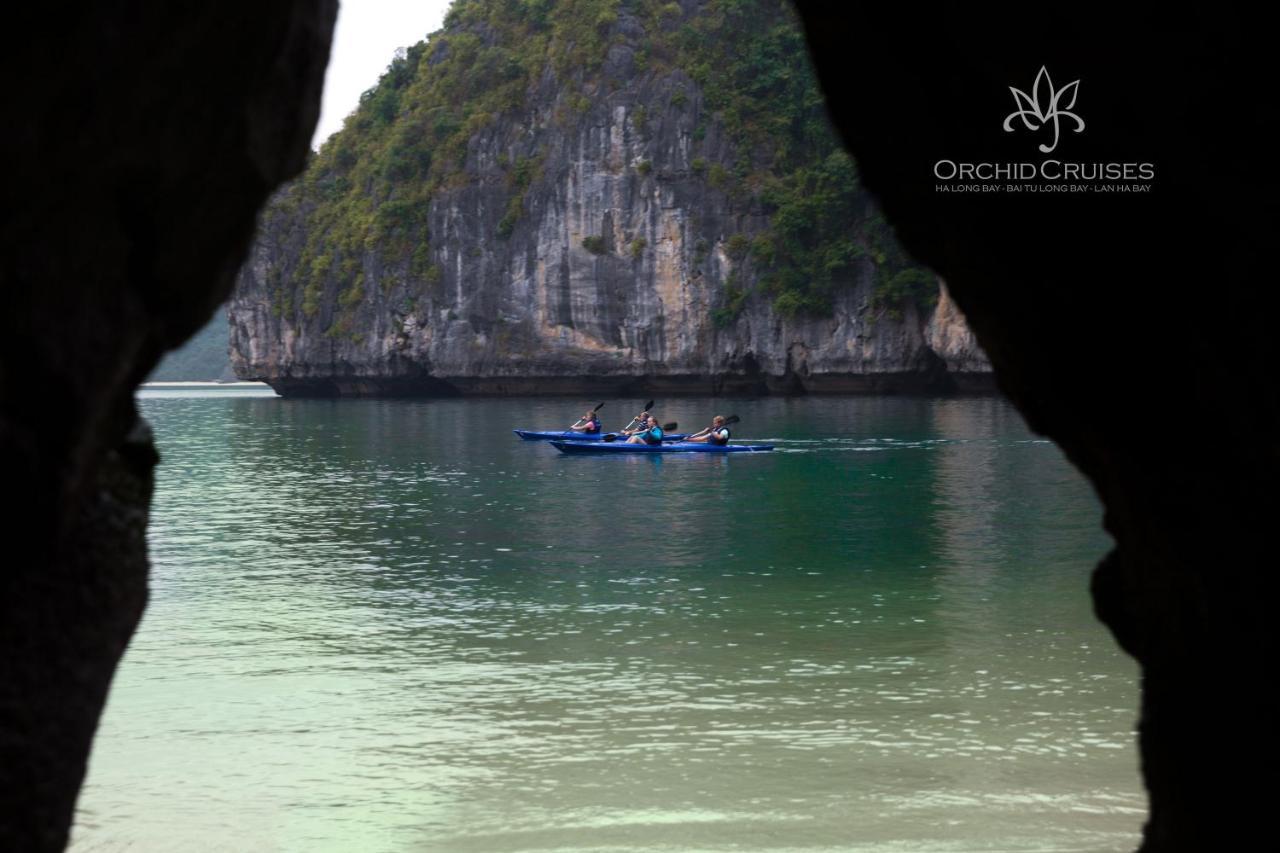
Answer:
[{"xmin": 255, "ymin": 372, "xmax": 998, "ymax": 399}]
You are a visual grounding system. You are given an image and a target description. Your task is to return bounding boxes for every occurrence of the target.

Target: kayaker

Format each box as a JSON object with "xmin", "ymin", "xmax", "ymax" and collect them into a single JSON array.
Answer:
[
  {"xmin": 621, "ymin": 409, "xmax": 651, "ymax": 436},
  {"xmin": 569, "ymin": 409, "xmax": 601, "ymax": 433},
  {"xmin": 686, "ymin": 415, "xmax": 731, "ymax": 445},
  {"xmin": 626, "ymin": 416, "xmax": 664, "ymax": 445}
]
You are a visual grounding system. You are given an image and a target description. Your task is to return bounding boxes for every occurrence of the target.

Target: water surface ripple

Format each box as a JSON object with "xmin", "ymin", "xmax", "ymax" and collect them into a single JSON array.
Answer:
[{"xmin": 72, "ymin": 391, "xmax": 1143, "ymax": 852}]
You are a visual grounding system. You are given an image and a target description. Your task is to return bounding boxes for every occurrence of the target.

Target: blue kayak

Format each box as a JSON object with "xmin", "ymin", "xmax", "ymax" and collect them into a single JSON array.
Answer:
[
  {"xmin": 514, "ymin": 429, "xmax": 689, "ymax": 442},
  {"xmin": 550, "ymin": 440, "xmax": 773, "ymax": 454}
]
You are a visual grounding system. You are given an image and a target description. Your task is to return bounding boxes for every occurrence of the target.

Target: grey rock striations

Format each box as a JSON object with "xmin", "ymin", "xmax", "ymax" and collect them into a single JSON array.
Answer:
[{"xmin": 231, "ymin": 0, "xmax": 990, "ymax": 397}]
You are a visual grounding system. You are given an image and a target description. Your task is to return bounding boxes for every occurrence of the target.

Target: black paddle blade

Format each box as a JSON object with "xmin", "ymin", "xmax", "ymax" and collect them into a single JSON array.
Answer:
[
  {"xmin": 724, "ymin": 415, "xmax": 740, "ymax": 426},
  {"xmin": 593, "ymin": 402, "xmax": 605, "ymax": 411},
  {"xmin": 643, "ymin": 399, "xmax": 654, "ymax": 411}
]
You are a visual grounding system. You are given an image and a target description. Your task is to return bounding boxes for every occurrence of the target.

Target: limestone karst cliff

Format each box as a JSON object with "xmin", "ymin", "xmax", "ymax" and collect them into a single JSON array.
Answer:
[{"xmin": 230, "ymin": 0, "xmax": 991, "ymax": 396}]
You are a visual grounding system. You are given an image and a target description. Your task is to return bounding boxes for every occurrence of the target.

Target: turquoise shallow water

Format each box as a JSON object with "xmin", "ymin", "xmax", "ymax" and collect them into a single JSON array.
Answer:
[{"xmin": 72, "ymin": 389, "xmax": 1144, "ymax": 852}]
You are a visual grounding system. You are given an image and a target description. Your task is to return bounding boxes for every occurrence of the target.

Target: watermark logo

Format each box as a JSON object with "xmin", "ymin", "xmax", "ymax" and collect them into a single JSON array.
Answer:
[
  {"xmin": 1003, "ymin": 66, "xmax": 1084, "ymax": 154},
  {"xmin": 932, "ymin": 66, "xmax": 1152, "ymax": 194}
]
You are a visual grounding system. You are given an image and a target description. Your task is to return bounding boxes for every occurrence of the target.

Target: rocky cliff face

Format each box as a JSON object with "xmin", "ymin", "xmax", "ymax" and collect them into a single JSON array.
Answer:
[{"xmin": 230, "ymin": 0, "xmax": 990, "ymax": 396}]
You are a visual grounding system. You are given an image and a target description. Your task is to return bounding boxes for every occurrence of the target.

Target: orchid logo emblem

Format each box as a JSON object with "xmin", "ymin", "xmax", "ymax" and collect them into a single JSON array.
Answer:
[{"xmin": 1003, "ymin": 66, "xmax": 1085, "ymax": 154}]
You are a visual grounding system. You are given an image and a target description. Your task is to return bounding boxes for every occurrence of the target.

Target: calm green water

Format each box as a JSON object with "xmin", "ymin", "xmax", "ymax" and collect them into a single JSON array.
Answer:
[{"xmin": 72, "ymin": 389, "xmax": 1143, "ymax": 852}]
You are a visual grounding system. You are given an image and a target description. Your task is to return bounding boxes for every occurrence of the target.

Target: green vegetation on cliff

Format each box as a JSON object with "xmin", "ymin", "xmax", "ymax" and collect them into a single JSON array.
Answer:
[{"xmin": 271, "ymin": 0, "xmax": 933, "ymax": 330}]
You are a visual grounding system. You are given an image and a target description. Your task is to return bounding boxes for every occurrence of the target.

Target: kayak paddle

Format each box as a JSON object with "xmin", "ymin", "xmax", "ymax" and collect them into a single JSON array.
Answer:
[
  {"xmin": 686, "ymin": 414, "xmax": 740, "ymax": 440},
  {"xmin": 570, "ymin": 402, "xmax": 607, "ymax": 429},
  {"xmin": 620, "ymin": 400, "xmax": 655, "ymax": 434}
]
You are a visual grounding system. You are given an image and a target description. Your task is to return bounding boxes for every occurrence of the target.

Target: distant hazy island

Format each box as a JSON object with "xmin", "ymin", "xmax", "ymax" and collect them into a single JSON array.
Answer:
[{"xmin": 148, "ymin": 310, "xmax": 234, "ymax": 382}]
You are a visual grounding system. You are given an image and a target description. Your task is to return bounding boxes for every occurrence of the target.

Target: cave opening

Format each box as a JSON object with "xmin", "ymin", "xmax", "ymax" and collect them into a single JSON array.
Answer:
[{"xmin": 4, "ymin": 3, "xmax": 1273, "ymax": 852}]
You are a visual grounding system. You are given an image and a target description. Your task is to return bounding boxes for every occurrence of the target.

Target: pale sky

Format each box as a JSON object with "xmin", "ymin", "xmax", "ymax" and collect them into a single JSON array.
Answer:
[{"xmin": 312, "ymin": 0, "xmax": 455, "ymax": 149}]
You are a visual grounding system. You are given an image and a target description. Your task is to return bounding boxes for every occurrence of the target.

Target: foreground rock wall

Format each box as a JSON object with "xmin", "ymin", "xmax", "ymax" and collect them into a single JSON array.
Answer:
[
  {"xmin": 0, "ymin": 4, "xmax": 336, "ymax": 849},
  {"xmin": 793, "ymin": 3, "xmax": 1276, "ymax": 849}
]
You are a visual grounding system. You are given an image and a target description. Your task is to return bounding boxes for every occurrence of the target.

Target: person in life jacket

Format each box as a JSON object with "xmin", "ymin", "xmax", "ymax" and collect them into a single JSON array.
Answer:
[
  {"xmin": 620, "ymin": 410, "xmax": 650, "ymax": 436},
  {"xmin": 686, "ymin": 415, "xmax": 730, "ymax": 445},
  {"xmin": 626, "ymin": 416, "xmax": 664, "ymax": 445},
  {"xmin": 569, "ymin": 409, "xmax": 601, "ymax": 433}
]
